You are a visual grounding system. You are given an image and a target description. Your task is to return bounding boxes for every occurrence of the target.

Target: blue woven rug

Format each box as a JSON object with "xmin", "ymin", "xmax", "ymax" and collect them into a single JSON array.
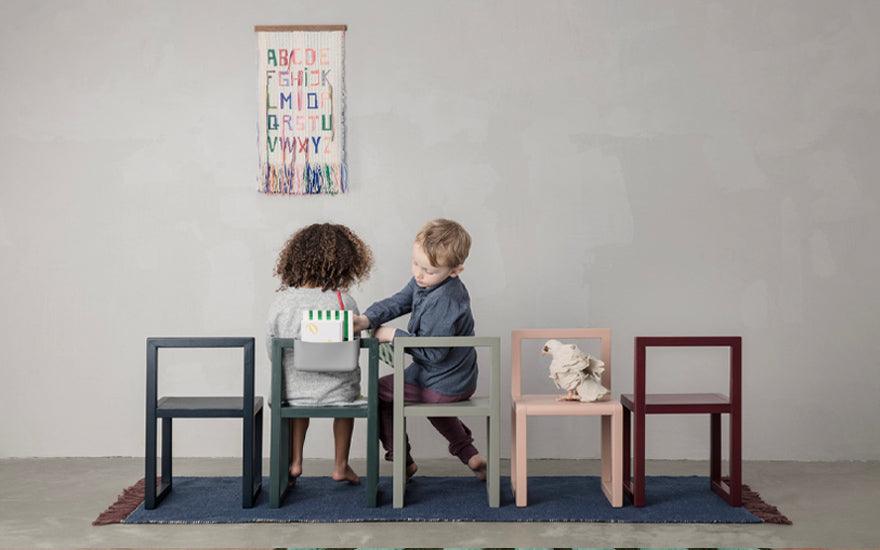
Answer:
[{"xmin": 117, "ymin": 476, "xmax": 766, "ymax": 524}]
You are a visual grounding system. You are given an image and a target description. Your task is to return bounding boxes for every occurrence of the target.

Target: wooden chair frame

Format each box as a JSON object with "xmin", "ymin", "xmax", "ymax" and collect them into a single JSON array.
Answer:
[
  {"xmin": 145, "ymin": 337, "xmax": 262, "ymax": 509},
  {"xmin": 391, "ymin": 336, "xmax": 501, "ymax": 508},
  {"xmin": 510, "ymin": 328, "xmax": 623, "ymax": 508},
  {"xmin": 621, "ymin": 336, "xmax": 742, "ymax": 507},
  {"xmin": 269, "ymin": 337, "xmax": 380, "ymax": 507}
]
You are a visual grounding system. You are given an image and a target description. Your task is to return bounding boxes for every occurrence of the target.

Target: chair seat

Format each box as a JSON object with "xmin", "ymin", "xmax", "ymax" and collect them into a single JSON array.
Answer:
[
  {"xmin": 620, "ymin": 392, "xmax": 730, "ymax": 414},
  {"xmin": 275, "ymin": 402, "xmax": 368, "ymax": 418},
  {"xmin": 157, "ymin": 396, "xmax": 264, "ymax": 418},
  {"xmin": 513, "ymin": 394, "xmax": 621, "ymax": 416},
  {"xmin": 404, "ymin": 396, "xmax": 492, "ymax": 417}
]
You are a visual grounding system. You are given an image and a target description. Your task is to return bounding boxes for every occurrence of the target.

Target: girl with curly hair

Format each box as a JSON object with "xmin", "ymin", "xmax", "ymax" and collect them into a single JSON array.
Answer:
[{"xmin": 266, "ymin": 223, "xmax": 373, "ymax": 484}]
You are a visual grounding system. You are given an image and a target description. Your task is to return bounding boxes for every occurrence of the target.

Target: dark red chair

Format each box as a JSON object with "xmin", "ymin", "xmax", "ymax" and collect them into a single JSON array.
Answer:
[{"xmin": 621, "ymin": 336, "xmax": 742, "ymax": 507}]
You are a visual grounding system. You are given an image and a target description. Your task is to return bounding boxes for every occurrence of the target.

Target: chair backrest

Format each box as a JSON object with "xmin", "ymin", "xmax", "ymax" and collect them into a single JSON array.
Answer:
[
  {"xmin": 392, "ymin": 336, "xmax": 501, "ymax": 409},
  {"xmin": 270, "ymin": 337, "xmax": 379, "ymax": 409},
  {"xmin": 633, "ymin": 336, "xmax": 741, "ymax": 407},
  {"xmin": 146, "ymin": 337, "xmax": 256, "ymax": 410},
  {"xmin": 511, "ymin": 328, "xmax": 611, "ymax": 399}
]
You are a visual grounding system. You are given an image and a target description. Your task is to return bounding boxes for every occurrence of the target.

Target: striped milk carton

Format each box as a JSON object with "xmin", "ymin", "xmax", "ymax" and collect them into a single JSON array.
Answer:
[{"xmin": 300, "ymin": 309, "xmax": 354, "ymax": 343}]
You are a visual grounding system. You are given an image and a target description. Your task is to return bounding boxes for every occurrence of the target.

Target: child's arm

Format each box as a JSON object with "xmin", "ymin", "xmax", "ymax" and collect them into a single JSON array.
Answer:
[
  {"xmin": 362, "ymin": 278, "xmax": 416, "ymax": 329},
  {"xmin": 392, "ymin": 297, "xmax": 462, "ymax": 365}
]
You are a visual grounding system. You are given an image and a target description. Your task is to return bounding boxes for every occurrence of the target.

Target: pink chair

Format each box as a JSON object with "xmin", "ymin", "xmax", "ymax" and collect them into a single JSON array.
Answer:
[{"xmin": 510, "ymin": 328, "xmax": 623, "ymax": 508}]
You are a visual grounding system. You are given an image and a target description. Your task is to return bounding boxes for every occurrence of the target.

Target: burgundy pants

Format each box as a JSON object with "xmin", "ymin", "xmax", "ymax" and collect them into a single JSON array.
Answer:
[{"xmin": 377, "ymin": 374, "xmax": 479, "ymax": 466}]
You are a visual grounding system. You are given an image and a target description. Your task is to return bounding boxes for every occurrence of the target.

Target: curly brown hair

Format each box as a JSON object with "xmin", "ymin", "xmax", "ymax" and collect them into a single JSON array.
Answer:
[{"xmin": 274, "ymin": 223, "xmax": 373, "ymax": 292}]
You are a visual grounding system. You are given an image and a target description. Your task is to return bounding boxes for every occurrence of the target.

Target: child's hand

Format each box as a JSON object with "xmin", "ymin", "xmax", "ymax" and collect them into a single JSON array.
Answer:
[
  {"xmin": 353, "ymin": 314, "xmax": 371, "ymax": 333},
  {"xmin": 374, "ymin": 326, "xmax": 397, "ymax": 343}
]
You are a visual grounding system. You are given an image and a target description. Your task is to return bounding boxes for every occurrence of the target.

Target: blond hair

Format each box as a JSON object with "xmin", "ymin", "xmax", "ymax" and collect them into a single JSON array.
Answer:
[{"xmin": 415, "ymin": 219, "xmax": 471, "ymax": 268}]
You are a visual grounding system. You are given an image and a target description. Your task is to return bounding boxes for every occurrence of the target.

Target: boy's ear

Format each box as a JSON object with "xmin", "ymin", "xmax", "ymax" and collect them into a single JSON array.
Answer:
[{"xmin": 449, "ymin": 265, "xmax": 464, "ymax": 277}]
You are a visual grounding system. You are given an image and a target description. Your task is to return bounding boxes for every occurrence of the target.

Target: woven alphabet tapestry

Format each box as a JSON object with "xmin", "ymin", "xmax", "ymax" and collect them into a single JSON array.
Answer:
[{"xmin": 256, "ymin": 25, "xmax": 347, "ymax": 195}]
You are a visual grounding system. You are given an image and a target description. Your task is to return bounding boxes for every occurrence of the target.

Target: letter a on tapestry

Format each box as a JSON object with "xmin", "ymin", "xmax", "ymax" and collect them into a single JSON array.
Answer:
[{"xmin": 255, "ymin": 25, "xmax": 348, "ymax": 195}]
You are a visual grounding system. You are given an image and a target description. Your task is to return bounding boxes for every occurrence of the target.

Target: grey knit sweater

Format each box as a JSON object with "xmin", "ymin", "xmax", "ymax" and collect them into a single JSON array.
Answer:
[{"xmin": 266, "ymin": 287, "xmax": 363, "ymax": 405}]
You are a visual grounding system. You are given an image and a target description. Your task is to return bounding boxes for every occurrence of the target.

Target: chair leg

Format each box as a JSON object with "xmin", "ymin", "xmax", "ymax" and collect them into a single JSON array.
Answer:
[
  {"xmin": 601, "ymin": 411, "xmax": 623, "ymax": 507},
  {"xmin": 393, "ymin": 416, "xmax": 406, "ymax": 508},
  {"xmin": 242, "ymin": 412, "xmax": 254, "ymax": 508},
  {"xmin": 145, "ymin": 415, "xmax": 157, "ymax": 510},
  {"xmin": 161, "ymin": 418, "xmax": 172, "ymax": 489},
  {"xmin": 145, "ymin": 417, "xmax": 172, "ymax": 510},
  {"xmin": 601, "ymin": 414, "xmax": 611, "ymax": 503},
  {"xmin": 710, "ymin": 413, "xmax": 721, "ymax": 485},
  {"xmin": 281, "ymin": 419, "xmax": 291, "ymax": 488},
  {"xmin": 253, "ymin": 407, "xmax": 263, "ymax": 502},
  {"xmin": 514, "ymin": 410, "xmax": 527, "ymax": 507},
  {"xmin": 366, "ymin": 405, "xmax": 379, "ymax": 507},
  {"xmin": 710, "ymin": 411, "xmax": 742, "ymax": 506},
  {"xmin": 730, "ymin": 407, "xmax": 742, "ymax": 505},
  {"xmin": 509, "ymin": 406, "xmax": 517, "ymax": 494},
  {"xmin": 487, "ymin": 412, "xmax": 500, "ymax": 508},
  {"xmin": 612, "ymin": 410, "xmax": 623, "ymax": 507},
  {"xmin": 633, "ymin": 409, "xmax": 646, "ymax": 507},
  {"xmin": 269, "ymin": 413, "xmax": 282, "ymax": 508},
  {"xmin": 622, "ymin": 406, "xmax": 631, "ymax": 502}
]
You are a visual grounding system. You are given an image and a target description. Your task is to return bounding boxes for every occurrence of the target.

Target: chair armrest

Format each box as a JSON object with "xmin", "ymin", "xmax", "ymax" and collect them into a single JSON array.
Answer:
[
  {"xmin": 633, "ymin": 336, "xmax": 742, "ymax": 409},
  {"xmin": 270, "ymin": 337, "xmax": 377, "ymax": 410},
  {"xmin": 394, "ymin": 336, "xmax": 498, "ymax": 349},
  {"xmin": 146, "ymin": 337, "xmax": 256, "ymax": 412},
  {"xmin": 510, "ymin": 328, "xmax": 612, "ymax": 400},
  {"xmin": 391, "ymin": 336, "xmax": 501, "ymax": 412},
  {"xmin": 635, "ymin": 336, "xmax": 740, "ymax": 348},
  {"xmin": 360, "ymin": 337, "xmax": 379, "ymax": 411},
  {"xmin": 270, "ymin": 338, "xmax": 296, "ymax": 410},
  {"xmin": 147, "ymin": 337, "xmax": 254, "ymax": 348}
]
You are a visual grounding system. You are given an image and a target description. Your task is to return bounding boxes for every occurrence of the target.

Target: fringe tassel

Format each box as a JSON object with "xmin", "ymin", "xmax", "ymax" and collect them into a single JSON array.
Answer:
[
  {"xmin": 340, "ymin": 163, "xmax": 349, "ymax": 193},
  {"xmin": 92, "ymin": 478, "xmax": 146, "ymax": 525},
  {"xmin": 259, "ymin": 162, "xmax": 348, "ymax": 196},
  {"xmin": 306, "ymin": 164, "xmax": 314, "ymax": 194},
  {"xmin": 739, "ymin": 481, "xmax": 793, "ymax": 524},
  {"xmin": 324, "ymin": 165, "xmax": 333, "ymax": 194}
]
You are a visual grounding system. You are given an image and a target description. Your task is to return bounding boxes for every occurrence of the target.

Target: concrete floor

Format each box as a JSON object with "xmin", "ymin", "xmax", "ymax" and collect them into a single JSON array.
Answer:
[{"xmin": 0, "ymin": 457, "xmax": 877, "ymax": 548}]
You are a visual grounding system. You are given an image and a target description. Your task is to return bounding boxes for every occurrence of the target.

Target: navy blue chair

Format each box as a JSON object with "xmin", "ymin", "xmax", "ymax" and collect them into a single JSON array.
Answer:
[{"xmin": 145, "ymin": 337, "xmax": 263, "ymax": 509}]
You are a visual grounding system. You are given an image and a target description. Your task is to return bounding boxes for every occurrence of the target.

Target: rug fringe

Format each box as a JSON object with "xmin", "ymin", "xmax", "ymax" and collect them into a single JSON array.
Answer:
[
  {"xmin": 741, "ymin": 482, "xmax": 792, "ymax": 524},
  {"xmin": 92, "ymin": 478, "xmax": 145, "ymax": 525}
]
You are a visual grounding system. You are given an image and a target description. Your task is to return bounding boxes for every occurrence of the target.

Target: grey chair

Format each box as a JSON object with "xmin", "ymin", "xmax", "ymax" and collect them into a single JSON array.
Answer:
[
  {"xmin": 269, "ymin": 337, "xmax": 380, "ymax": 507},
  {"xmin": 391, "ymin": 336, "xmax": 501, "ymax": 508},
  {"xmin": 145, "ymin": 337, "xmax": 262, "ymax": 509}
]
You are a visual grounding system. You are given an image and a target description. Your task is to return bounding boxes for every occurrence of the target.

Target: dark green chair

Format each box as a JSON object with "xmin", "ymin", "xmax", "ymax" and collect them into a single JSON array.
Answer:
[{"xmin": 269, "ymin": 337, "xmax": 380, "ymax": 507}]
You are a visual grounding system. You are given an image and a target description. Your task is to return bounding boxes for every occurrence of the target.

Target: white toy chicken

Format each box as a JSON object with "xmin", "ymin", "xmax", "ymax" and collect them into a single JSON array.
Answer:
[{"xmin": 542, "ymin": 339, "xmax": 609, "ymax": 402}]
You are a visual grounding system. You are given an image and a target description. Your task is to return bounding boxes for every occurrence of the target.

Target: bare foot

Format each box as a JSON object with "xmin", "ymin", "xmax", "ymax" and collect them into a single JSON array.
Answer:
[
  {"xmin": 467, "ymin": 454, "xmax": 487, "ymax": 481},
  {"xmin": 406, "ymin": 462, "xmax": 418, "ymax": 480},
  {"xmin": 331, "ymin": 464, "xmax": 360, "ymax": 485},
  {"xmin": 288, "ymin": 463, "xmax": 302, "ymax": 479}
]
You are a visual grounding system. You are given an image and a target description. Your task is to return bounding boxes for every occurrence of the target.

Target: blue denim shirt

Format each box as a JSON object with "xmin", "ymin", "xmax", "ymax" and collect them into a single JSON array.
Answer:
[{"xmin": 363, "ymin": 276, "xmax": 477, "ymax": 396}]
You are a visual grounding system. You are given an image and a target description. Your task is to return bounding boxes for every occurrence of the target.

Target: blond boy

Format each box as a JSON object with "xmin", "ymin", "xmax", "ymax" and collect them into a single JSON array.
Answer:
[{"xmin": 353, "ymin": 219, "xmax": 485, "ymax": 479}]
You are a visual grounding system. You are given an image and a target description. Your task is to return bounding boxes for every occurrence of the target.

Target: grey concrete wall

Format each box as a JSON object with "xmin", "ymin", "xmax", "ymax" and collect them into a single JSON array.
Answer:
[{"xmin": 1, "ymin": 0, "xmax": 878, "ymax": 460}]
